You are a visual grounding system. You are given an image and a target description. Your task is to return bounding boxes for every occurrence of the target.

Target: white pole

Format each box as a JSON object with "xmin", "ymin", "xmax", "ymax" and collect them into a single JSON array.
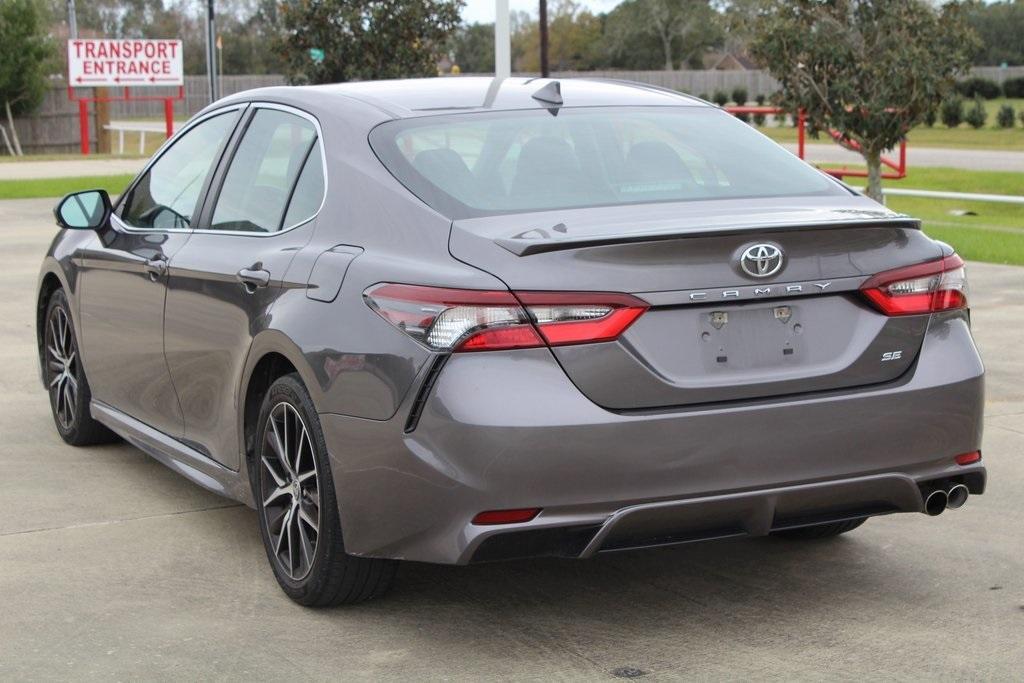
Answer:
[{"xmin": 494, "ymin": 0, "xmax": 511, "ymax": 80}]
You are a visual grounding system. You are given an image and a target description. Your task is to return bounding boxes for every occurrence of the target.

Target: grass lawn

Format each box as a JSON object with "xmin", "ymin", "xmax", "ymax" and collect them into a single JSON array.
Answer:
[
  {"xmin": 758, "ymin": 98, "xmax": 1024, "ymax": 151},
  {"xmin": 888, "ymin": 195, "xmax": 1024, "ymax": 266},
  {"xmin": 777, "ymin": 166, "xmax": 1024, "ymax": 265},
  {"xmin": 0, "ymin": 174, "xmax": 134, "ymax": 200},
  {"xmin": 873, "ymin": 167, "xmax": 1024, "ymax": 195}
]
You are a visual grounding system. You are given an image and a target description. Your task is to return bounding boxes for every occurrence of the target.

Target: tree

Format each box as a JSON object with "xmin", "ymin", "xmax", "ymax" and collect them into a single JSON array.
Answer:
[
  {"xmin": 647, "ymin": 0, "xmax": 720, "ymax": 69},
  {"xmin": 750, "ymin": 0, "xmax": 978, "ymax": 202},
  {"xmin": 278, "ymin": 0, "xmax": 463, "ymax": 84},
  {"xmin": 0, "ymin": 0, "xmax": 56, "ymax": 155},
  {"xmin": 963, "ymin": 0, "xmax": 1024, "ymax": 66},
  {"xmin": 512, "ymin": 0, "xmax": 602, "ymax": 72},
  {"xmin": 450, "ymin": 22, "xmax": 495, "ymax": 73},
  {"xmin": 604, "ymin": 0, "xmax": 721, "ymax": 70}
]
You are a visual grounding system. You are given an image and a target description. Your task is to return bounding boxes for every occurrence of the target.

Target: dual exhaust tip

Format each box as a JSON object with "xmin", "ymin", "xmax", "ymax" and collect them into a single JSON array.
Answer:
[{"xmin": 923, "ymin": 483, "xmax": 970, "ymax": 516}]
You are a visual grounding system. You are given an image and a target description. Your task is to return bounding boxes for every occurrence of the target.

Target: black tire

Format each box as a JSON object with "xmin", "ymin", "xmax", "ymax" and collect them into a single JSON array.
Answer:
[
  {"xmin": 772, "ymin": 518, "xmax": 867, "ymax": 540},
  {"xmin": 42, "ymin": 289, "xmax": 118, "ymax": 446},
  {"xmin": 253, "ymin": 373, "xmax": 397, "ymax": 606}
]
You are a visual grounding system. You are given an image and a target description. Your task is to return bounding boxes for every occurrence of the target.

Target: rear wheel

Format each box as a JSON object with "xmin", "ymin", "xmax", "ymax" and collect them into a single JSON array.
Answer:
[
  {"xmin": 43, "ymin": 290, "xmax": 117, "ymax": 446},
  {"xmin": 254, "ymin": 374, "xmax": 396, "ymax": 606},
  {"xmin": 772, "ymin": 518, "xmax": 867, "ymax": 540}
]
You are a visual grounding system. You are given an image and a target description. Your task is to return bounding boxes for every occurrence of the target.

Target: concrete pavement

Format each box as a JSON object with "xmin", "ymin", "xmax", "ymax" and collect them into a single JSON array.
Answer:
[
  {"xmin": 784, "ymin": 143, "xmax": 1024, "ymax": 172},
  {"xmin": 1, "ymin": 197, "xmax": 1022, "ymax": 680}
]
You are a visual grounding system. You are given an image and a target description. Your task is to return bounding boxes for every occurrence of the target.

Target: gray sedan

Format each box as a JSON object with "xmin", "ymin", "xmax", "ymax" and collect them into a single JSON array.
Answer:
[{"xmin": 37, "ymin": 78, "xmax": 985, "ymax": 605}]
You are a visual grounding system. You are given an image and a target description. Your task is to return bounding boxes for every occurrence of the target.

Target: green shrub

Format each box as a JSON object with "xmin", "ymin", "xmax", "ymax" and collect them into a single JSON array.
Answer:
[
  {"xmin": 996, "ymin": 104, "xmax": 1016, "ymax": 129},
  {"xmin": 712, "ymin": 90, "xmax": 729, "ymax": 107},
  {"xmin": 965, "ymin": 96, "xmax": 987, "ymax": 129},
  {"xmin": 955, "ymin": 77, "xmax": 1000, "ymax": 99},
  {"xmin": 924, "ymin": 106, "xmax": 937, "ymax": 127},
  {"xmin": 1019, "ymin": 109, "xmax": 1024, "ymax": 128},
  {"xmin": 753, "ymin": 94, "xmax": 767, "ymax": 126},
  {"xmin": 1003, "ymin": 77, "xmax": 1024, "ymax": 98},
  {"xmin": 698, "ymin": 92, "xmax": 709, "ymax": 102},
  {"xmin": 940, "ymin": 96, "xmax": 964, "ymax": 128},
  {"xmin": 730, "ymin": 86, "xmax": 748, "ymax": 105}
]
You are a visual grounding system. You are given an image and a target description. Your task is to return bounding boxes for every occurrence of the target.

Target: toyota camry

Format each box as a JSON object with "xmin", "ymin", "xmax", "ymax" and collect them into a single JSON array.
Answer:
[{"xmin": 37, "ymin": 78, "xmax": 985, "ymax": 605}]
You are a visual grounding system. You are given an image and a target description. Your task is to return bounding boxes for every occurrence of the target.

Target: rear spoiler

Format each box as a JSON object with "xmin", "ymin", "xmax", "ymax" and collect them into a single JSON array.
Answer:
[{"xmin": 496, "ymin": 217, "xmax": 922, "ymax": 256}]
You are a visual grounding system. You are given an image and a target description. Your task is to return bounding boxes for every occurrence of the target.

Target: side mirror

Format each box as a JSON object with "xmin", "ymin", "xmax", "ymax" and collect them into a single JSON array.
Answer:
[{"xmin": 54, "ymin": 190, "xmax": 112, "ymax": 231}]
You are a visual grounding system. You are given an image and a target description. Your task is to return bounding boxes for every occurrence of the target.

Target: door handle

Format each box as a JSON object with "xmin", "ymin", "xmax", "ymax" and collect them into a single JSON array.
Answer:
[
  {"xmin": 144, "ymin": 257, "xmax": 167, "ymax": 282},
  {"xmin": 237, "ymin": 267, "xmax": 271, "ymax": 293}
]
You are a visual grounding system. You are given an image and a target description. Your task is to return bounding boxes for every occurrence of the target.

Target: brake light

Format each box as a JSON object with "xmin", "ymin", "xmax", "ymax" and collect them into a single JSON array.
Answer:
[
  {"xmin": 859, "ymin": 254, "xmax": 967, "ymax": 316},
  {"xmin": 364, "ymin": 284, "xmax": 648, "ymax": 352}
]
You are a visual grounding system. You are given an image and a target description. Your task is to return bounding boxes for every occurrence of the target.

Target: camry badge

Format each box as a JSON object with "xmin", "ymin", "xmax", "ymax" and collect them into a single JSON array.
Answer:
[{"xmin": 739, "ymin": 244, "xmax": 784, "ymax": 278}]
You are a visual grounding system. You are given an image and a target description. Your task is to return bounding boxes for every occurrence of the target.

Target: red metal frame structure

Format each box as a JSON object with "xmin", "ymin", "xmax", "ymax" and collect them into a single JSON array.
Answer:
[
  {"xmin": 67, "ymin": 84, "xmax": 184, "ymax": 156},
  {"xmin": 725, "ymin": 105, "xmax": 907, "ymax": 181}
]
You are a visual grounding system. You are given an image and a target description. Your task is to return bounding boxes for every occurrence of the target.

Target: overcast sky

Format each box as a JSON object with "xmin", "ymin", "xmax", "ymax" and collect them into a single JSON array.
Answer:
[{"xmin": 460, "ymin": 0, "xmax": 626, "ymax": 24}]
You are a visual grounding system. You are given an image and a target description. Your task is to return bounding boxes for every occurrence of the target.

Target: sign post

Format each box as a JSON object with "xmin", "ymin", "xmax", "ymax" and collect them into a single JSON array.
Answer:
[{"xmin": 67, "ymin": 39, "xmax": 185, "ymax": 155}]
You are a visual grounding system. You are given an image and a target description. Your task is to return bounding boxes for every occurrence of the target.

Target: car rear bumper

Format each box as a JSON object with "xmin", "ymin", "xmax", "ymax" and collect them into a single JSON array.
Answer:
[{"xmin": 320, "ymin": 312, "xmax": 985, "ymax": 565}]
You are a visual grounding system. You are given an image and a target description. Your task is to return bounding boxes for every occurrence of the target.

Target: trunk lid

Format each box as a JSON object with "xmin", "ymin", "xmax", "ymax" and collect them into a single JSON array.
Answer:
[{"xmin": 449, "ymin": 196, "xmax": 942, "ymax": 409}]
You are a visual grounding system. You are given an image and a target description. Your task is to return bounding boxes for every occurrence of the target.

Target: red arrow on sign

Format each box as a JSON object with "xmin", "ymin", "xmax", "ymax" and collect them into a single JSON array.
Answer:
[
  {"xmin": 75, "ymin": 76, "xmax": 107, "ymax": 83},
  {"xmin": 149, "ymin": 76, "xmax": 179, "ymax": 82},
  {"xmin": 114, "ymin": 76, "xmax": 146, "ymax": 84}
]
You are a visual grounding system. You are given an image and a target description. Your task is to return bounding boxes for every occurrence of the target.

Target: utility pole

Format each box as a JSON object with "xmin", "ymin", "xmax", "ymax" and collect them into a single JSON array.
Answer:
[
  {"xmin": 205, "ymin": 0, "xmax": 219, "ymax": 103},
  {"xmin": 539, "ymin": 0, "xmax": 549, "ymax": 78},
  {"xmin": 66, "ymin": 0, "xmax": 77, "ymax": 39}
]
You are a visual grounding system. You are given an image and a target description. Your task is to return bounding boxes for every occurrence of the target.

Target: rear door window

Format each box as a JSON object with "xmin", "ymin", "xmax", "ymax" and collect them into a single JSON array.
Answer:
[
  {"xmin": 281, "ymin": 144, "xmax": 324, "ymax": 228},
  {"xmin": 209, "ymin": 108, "xmax": 319, "ymax": 233}
]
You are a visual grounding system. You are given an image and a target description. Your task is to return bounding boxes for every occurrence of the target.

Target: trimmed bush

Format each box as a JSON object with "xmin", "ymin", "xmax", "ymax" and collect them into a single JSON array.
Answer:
[
  {"xmin": 965, "ymin": 96, "xmax": 987, "ymax": 129},
  {"xmin": 712, "ymin": 90, "xmax": 729, "ymax": 107},
  {"xmin": 1018, "ymin": 109, "xmax": 1024, "ymax": 128},
  {"xmin": 698, "ymin": 92, "xmax": 709, "ymax": 102},
  {"xmin": 753, "ymin": 94, "xmax": 767, "ymax": 126},
  {"xmin": 730, "ymin": 86, "xmax": 748, "ymax": 105},
  {"xmin": 924, "ymin": 106, "xmax": 937, "ymax": 128},
  {"xmin": 1003, "ymin": 77, "xmax": 1024, "ymax": 98},
  {"xmin": 940, "ymin": 96, "xmax": 964, "ymax": 128},
  {"xmin": 955, "ymin": 77, "xmax": 1001, "ymax": 100},
  {"xmin": 996, "ymin": 104, "xmax": 1016, "ymax": 129}
]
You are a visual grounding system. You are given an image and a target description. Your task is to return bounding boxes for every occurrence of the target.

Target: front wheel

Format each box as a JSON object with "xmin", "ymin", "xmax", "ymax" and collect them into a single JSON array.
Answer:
[
  {"xmin": 43, "ymin": 290, "xmax": 117, "ymax": 446},
  {"xmin": 254, "ymin": 374, "xmax": 396, "ymax": 606}
]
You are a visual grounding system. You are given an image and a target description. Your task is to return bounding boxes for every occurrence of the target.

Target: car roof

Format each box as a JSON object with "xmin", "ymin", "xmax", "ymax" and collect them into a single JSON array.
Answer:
[{"xmin": 250, "ymin": 77, "xmax": 710, "ymax": 119}]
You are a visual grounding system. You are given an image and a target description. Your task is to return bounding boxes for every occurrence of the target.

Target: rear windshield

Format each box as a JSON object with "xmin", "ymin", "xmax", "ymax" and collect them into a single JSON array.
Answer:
[{"xmin": 369, "ymin": 106, "xmax": 846, "ymax": 219}]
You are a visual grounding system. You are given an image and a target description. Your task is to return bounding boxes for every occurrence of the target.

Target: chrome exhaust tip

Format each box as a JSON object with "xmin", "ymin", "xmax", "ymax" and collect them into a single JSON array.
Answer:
[
  {"xmin": 924, "ymin": 489, "xmax": 948, "ymax": 516},
  {"xmin": 947, "ymin": 483, "xmax": 969, "ymax": 510}
]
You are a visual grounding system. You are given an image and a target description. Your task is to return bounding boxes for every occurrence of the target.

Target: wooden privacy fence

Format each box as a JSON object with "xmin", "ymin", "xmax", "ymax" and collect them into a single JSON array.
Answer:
[
  {"xmin": 8, "ymin": 75, "xmax": 286, "ymax": 155},
  {"xmin": 545, "ymin": 69, "xmax": 782, "ymax": 97},
  {"xmin": 8, "ymin": 67, "xmax": 1023, "ymax": 155}
]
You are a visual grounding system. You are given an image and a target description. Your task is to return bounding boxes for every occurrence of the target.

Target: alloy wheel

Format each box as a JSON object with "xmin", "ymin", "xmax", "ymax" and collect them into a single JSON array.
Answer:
[
  {"xmin": 260, "ymin": 402, "xmax": 321, "ymax": 581},
  {"xmin": 46, "ymin": 306, "xmax": 78, "ymax": 431}
]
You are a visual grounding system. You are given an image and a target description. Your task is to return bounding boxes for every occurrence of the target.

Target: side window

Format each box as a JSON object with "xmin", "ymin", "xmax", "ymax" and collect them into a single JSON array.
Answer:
[
  {"xmin": 281, "ymin": 144, "xmax": 324, "ymax": 228},
  {"xmin": 210, "ymin": 109, "xmax": 317, "ymax": 233},
  {"xmin": 120, "ymin": 112, "xmax": 235, "ymax": 230}
]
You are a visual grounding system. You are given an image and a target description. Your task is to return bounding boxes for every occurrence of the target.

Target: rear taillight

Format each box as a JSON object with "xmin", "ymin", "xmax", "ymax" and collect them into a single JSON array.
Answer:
[
  {"xmin": 364, "ymin": 284, "xmax": 648, "ymax": 352},
  {"xmin": 859, "ymin": 254, "xmax": 967, "ymax": 316}
]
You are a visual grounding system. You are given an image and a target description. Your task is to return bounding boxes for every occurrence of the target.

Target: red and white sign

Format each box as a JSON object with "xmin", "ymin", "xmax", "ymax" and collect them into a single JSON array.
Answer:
[{"xmin": 68, "ymin": 39, "xmax": 184, "ymax": 87}]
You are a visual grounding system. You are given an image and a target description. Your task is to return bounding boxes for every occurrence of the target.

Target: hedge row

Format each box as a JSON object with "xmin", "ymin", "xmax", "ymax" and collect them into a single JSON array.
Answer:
[{"xmin": 956, "ymin": 76, "xmax": 1024, "ymax": 99}]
